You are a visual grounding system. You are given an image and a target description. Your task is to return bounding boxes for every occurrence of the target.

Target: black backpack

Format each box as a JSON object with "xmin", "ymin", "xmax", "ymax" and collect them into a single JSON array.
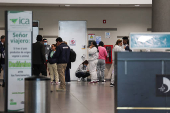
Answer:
[{"xmin": 70, "ymin": 49, "xmax": 76, "ymax": 62}]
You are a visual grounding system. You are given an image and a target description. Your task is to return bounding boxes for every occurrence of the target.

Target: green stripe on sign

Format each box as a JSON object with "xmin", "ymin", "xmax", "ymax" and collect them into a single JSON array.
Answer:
[
  {"xmin": 8, "ymin": 108, "xmax": 24, "ymax": 112},
  {"xmin": 9, "ymin": 11, "xmax": 24, "ymax": 13}
]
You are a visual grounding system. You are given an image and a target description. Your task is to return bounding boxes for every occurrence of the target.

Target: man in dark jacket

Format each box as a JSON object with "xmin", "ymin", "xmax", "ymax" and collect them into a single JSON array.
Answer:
[
  {"xmin": 122, "ymin": 37, "xmax": 132, "ymax": 51},
  {"xmin": 32, "ymin": 35, "xmax": 47, "ymax": 76},
  {"xmin": 53, "ymin": 37, "xmax": 70, "ymax": 91},
  {"xmin": 0, "ymin": 35, "xmax": 5, "ymax": 87}
]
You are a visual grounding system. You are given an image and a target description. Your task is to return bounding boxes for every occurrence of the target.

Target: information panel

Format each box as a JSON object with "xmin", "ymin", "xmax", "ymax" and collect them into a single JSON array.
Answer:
[
  {"xmin": 130, "ymin": 32, "xmax": 170, "ymax": 49},
  {"xmin": 7, "ymin": 11, "xmax": 32, "ymax": 112}
]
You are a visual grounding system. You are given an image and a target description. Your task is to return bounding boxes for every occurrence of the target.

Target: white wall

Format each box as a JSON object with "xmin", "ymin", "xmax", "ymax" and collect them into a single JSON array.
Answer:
[
  {"xmin": 0, "ymin": 6, "xmax": 152, "ymax": 79},
  {"xmin": 0, "ymin": 0, "xmax": 152, "ymax": 4}
]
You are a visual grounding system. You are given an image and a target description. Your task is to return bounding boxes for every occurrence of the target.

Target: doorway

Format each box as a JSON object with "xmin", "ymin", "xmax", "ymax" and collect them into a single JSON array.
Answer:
[{"xmin": 58, "ymin": 21, "xmax": 87, "ymax": 80}]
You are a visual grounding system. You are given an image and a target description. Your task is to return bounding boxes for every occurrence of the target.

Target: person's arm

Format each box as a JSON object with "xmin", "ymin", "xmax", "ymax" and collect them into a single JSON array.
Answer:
[
  {"xmin": 48, "ymin": 51, "xmax": 51, "ymax": 62},
  {"xmin": 78, "ymin": 64, "xmax": 86, "ymax": 72},
  {"xmin": 104, "ymin": 48, "xmax": 108, "ymax": 57},
  {"xmin": 41, "ymin": 44, "xmax": 46, "ymax": 63},
  {"xmin": 118, "ymin": 46, "xmax": 125, "ymax": 51},
  {"xmin": 125, "ymin": 46, "xmax": 129, "ymax": 50},
  {"xmin": 0, "ymin": 43, "xmax": 4, "ymax": 53},
  {"xmin": 89, "ymin": 47, "xmax": 97, "ymax": 54},
  {"xmin": 52, "ymin": 46, "xmax": 60, "ymax": 59}
]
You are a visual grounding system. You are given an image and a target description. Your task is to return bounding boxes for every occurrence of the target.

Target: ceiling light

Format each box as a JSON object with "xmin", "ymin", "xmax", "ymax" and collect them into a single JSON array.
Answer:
[
  {"xmin": 65, "ymin": 5, "xmax": 70, "ymax": 7},
  {"xmin": 135, "ymin": 5, "xmax": 140, "ymax": 7}
]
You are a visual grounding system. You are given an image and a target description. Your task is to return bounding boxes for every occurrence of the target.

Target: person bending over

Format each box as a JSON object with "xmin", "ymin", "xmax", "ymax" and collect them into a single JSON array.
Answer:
[{"xmin": 76, "ymin": 60, "xmax": 90, "ymax": 82}]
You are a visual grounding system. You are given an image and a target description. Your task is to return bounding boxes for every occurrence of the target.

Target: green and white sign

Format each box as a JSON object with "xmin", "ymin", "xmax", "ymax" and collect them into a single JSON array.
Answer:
[
  {"xmin": 8, "ymin": 11, "xmax": 32, "ymax": 31},
  {"xmin": 7, "ymin": 11, "xmax": 32, "ymax": 112}
]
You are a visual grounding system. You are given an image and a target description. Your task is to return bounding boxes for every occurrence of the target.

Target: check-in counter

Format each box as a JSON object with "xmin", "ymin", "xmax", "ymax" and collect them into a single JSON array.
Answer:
[{"xmin": 115, "ymin": 52, "xmax": 170, "ymax": 113}]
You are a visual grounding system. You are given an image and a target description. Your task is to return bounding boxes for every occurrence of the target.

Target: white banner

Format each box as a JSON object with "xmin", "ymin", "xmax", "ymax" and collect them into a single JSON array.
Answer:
[
  {"xmin": 7, "ymin": 11, "xmax": 32, "ymax": 112},
  {"xmin": 8, "ymin": 11, "xmax": 32, "ymax": 31}
]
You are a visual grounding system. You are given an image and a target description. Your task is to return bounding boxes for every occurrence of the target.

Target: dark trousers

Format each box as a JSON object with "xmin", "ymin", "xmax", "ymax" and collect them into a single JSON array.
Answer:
[
  {"xmin": 76, "ymin": 72, "xmax": 90, "ymax": 78},
  {"xmin": 65, "ymin": 67, "xmax": 70, "ymax": 82},
  {"xmin": 33, "ymin": 64, "xmax": 47, "ymax": 76}
]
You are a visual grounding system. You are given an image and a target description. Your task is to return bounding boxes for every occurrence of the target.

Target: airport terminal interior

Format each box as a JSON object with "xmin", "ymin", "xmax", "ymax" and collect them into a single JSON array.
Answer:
[{"xmin": 2, "ymin": 0, "xmax": 170, "ymax": 113}]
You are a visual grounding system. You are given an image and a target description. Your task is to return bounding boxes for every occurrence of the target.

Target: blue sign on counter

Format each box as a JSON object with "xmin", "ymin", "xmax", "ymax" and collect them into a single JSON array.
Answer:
[{"xmin": 130, "ymin": 33, "xmax": 170, "ymax": 49}]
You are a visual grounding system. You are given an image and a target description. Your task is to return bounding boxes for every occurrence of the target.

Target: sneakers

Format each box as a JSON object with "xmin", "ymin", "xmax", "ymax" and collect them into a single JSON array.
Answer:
[
  {"xmin": 110, "ymin": 83, "xmax": 114, "ymax": 87},
  {"xmin": 77, "ymin": 78, "xmax": 81, "ymax": 82},
  {"xmin": 102, "ymin": 80, "xmax": 106, "ymax": 82},
  {"xmin": 81, "ymin": 78, "xmax": 87, "ymax": 82},
  {"xmin": 51, "ymin": 81, "xmax": 58, "ymax": 85},
  {"xmin": 54, "ymin": 82, "xmax": 58, "ymax": 85},
  {"xmin": 56, "ymin": 88, "xmax": 66, "ymax": 92},
  {"xmin": 90, "ymin": 81, "xmax": 97, "ymax": 83}
]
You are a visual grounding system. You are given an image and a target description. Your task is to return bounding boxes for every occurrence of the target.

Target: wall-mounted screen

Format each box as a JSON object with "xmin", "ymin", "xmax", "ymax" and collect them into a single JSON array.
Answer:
[{"xmin": 130, "ymin": 32, "xmax": 170, "ymax": 49}]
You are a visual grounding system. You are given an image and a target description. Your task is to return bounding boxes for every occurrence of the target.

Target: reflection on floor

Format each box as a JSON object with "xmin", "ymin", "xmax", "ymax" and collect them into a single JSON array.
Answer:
[{"xmin": 0, "ymin": 82, "xmax": 115, "ymax": 113}]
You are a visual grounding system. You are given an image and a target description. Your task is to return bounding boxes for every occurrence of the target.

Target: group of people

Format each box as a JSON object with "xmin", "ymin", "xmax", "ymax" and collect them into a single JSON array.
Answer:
[
  {"xmin": 0, "ymin": 34, "xmax": 130, "ymax": 90},
  {"xmin": 75, "ymin": 37, "xmax": 131, "ymax": 87},
  {"xmin": 33, "ymin": 35, "xmax": 70, "ymax": 92},
  {"xmin": 75, "ymin": 41, "xmax": 107, "ymax": 83},
  {"xmin": 110, "ymin": 37, "xmax": 131, "ymax": 87}
]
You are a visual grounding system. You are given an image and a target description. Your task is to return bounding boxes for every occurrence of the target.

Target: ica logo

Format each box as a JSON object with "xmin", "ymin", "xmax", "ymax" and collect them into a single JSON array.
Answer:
[{"xmin": 10, "ymin": 17, "xmax": 30, "ymax": 24}]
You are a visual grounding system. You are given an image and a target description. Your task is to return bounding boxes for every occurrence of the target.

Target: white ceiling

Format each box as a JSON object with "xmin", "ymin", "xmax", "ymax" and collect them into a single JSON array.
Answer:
[
  {"xmin": 0, "ymin": 3, "xmax": 152, "ymax": 7},
  {"xmin": 0, "ymin": 0, "xmax": 152, "ymax": 7},
  {"xmin": 0, "ymin": 0, "xmax": 152, "ymax": 4}
]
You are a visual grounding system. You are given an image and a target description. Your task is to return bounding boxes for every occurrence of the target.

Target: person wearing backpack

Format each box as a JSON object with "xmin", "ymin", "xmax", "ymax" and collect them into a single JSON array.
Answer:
[
  {"xmin": 63, "ymin": 41, "xmax": 71, "ymax": 83},
  {"xmin": 65, "ymin": 43, "xmax": 77, "ymax": 82},
  {"xmin": 53, "ymin": 37, "xmax": 70, "ymax": 91}
]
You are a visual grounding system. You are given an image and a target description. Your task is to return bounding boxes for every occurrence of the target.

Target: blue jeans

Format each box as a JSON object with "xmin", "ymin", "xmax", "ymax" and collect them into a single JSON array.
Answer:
[{"xmin": 2, "ymin": 64, "xmax": 5, "ymax": 82}]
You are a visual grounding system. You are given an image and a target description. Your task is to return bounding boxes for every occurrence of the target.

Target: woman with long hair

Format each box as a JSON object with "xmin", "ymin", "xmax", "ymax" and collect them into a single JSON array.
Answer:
[
  {"xmin": 113, "ymin": 39, "xmax": 125, "ymax": 51},
  {"xmin": 88, "ymin": 41, "xmax": 98, "ymax": 83},
  {"xmin": 97, "ymin": 41, "xmax": 107, "ymax": 82}
]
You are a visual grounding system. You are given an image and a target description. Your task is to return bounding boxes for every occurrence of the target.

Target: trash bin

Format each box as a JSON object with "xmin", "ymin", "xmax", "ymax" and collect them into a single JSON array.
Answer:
[{"xmin": 25, "ymin": 76, "xmax": 50, "ymax": 113}]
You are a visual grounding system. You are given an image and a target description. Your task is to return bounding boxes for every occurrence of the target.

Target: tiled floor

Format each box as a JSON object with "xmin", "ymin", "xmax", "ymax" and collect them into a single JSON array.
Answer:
[{"xmin": 0, "ymin": 81, "xmax": 114, "ymax": 113}]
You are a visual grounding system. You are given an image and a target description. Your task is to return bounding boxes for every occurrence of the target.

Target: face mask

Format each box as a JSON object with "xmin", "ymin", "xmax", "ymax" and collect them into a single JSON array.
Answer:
[{"xmin": 44, "ymin": 43, "xmax": 47, "ymax": 45}]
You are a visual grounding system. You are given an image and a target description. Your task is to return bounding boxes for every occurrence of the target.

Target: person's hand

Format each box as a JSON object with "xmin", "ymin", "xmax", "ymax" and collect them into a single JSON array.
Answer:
[
  {"xmin": 124, "ymin": 46, "xmax": 126, "ymax": 49},
  {"xmin": 89, "ymin": 46, "xmax": 93, "ymax": 49},
  {"xmin": 87, "ymin": 70, "xmax": 89, "ymax": 72}
]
